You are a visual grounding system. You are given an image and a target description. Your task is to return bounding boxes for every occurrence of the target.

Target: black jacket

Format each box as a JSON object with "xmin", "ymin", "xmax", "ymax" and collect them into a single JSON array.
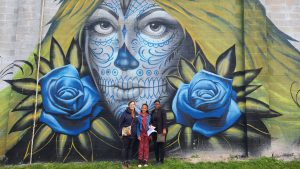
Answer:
[
  {"xmin": 119, "ymin": 108, "xmax": 138, "ymax": 137},
  {"xmin": 150, "ymin": 108, "xmax": 167, "ymax": 134}
]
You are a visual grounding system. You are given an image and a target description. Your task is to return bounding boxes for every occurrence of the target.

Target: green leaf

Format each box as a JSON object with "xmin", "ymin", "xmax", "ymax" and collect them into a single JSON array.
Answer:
[
  {"xmin": 66, "ymin": 38, "xmax": 82, "ymax": 71},
  {"xmin": 207, "ymin": 136, "xmax": 232, "ymax": 150},
  {"xmin": 179, "ymin": 127, "xmax": 193, "ymax": 149},
  {"xmin": 33, "ymin": 125, "xmax": 55, "ymax": 153},
  {"xmin": 13, "ymin": 94, "xmax": 42, "ymax": 111},
  {"xmin": 216, "ymin": 45, "xmax": 236, "ymax": 78},
  {"xmin": 193, "ymin": 54, "xmax": 203, "ymax": 72},
  {"xmin": 246, "ymin": 97, "xmax": 281, "ymax": 118},
  {"xmin": 232, "ymin": 68, "xmax": 262, "ymax": 87},
  {"xmin": 73, "ymin": 132, "xmax": 93, "ymax": 161},
  {"xmin": 246, "ymin": 120, "xmax": 270, "ymax": 136},
  {"xmin": 56, "ymin": 134, "xmax": 72, "ymax": 162},
  {"xmin": 166, "ymin": 124, "xmax": 182, "ymax": 142},
  {"xmin": 245, "ymin": 85, "xmax": 261, "ymax": 96},
  {"xmin": 5, "ymin": 78, "xmax": 39, "ymax": 95},
  {"xmin": 34, "ymin": 54, "xmax": 52, "ymax": 75},
  {"xmin": 236, "ymin": 85, "xmax": 261, "ymax": 99},
  {"xmin": 195, "ymin": 43, "xmax": 216, "ymax": 73},
  {"xmin": 9, "ymin": 109, "xmax": 41, "ymax": 133},
  {"xmin": 50, "ymin": 37, "xmax": 66, "ymax": 68},
  {"xmin": 178, "ymin": 58, "xmax": 197, "ymax": 83},
  {"xmin": 222, "ymin": 126, "xmax": 244, "ymax": 140},
  {"xmin": 166, "ymin": 111, "xmax": 175, "ymax": 121},
  {"xmin": 236, "ymin": 90, "xmax": 245, "ymax": 99},
  {"xmin": 80, "ymin": 56, "xmax": 89, "ymax": 76},
  {"xmin": 90, "ymin": 117, "xmax": 121, "ymax": 150},
  {"xmin": 166, "ymin": 75, "xmax": 184, "ymax": 90}
]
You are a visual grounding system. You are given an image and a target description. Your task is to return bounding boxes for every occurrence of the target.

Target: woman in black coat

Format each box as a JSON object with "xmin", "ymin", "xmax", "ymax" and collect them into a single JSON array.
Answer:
[
  {"xmin": 119, "ymin": 100, "xmax": 138, "ymax": 167},
  {"xmin": 150, "ymin": 99, "xmax": 167, "ymax": 164}
]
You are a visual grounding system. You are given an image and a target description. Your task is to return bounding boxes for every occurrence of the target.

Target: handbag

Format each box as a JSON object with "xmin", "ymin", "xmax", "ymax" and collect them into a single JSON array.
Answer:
[
  {"xmin": 122, "ymin": 119, "xmax": 134, "ymax": 136},
  {"xmin": 122, "ymin": 126, "xmax": 131, "ymax": 136},
  {"xmin": 156, "ymin": 133, "xmax": 165, "ymax": 143}
]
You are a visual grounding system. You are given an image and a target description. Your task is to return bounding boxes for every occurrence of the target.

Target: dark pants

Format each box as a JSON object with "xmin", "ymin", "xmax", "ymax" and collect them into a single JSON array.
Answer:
[
  {"xmin": 153, "ymin": 134, "xmax": 165, "ymax": 162},
  {"xmin": 122, "ymin": 136, "xmax": 137, "ymax": 162}
]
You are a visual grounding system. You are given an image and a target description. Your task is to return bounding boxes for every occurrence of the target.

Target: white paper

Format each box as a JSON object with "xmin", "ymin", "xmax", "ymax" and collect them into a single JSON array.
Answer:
[{"xmin": 147, "ymin": 125, "xmax": 157, "ymax": 136}]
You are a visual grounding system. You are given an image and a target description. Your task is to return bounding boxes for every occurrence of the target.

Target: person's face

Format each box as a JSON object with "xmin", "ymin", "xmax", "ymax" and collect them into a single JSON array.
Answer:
[
  {"xmin": 154, "ymin": 101, "xmax": 160, "ymax": 109},
  {"xmin": 128, "ymin": 101, "xmax": 135, "ymax": 111},
  {"xmin": 84, "ymin": 0, "xmax": 185, "ymax": 117},
  {"xmin": 141, "ymin": 105, "xmax": 148, "ymax": 113}
]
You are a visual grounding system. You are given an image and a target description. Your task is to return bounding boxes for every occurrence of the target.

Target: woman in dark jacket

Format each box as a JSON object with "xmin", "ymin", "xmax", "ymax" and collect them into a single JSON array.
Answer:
[
  {"xmin": 150, "ymin": 99, "xmax": 167, "ymax": 164},
  {"xmin": 119, "ymin": 100, "xmax": 138, "ymax": 167}
]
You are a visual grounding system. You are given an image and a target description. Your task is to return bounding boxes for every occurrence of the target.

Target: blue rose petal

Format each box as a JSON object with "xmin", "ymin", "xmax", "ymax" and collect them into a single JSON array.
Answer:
[
  {"xmin": 173, "ymin": 83, "xmax": 231, "ymax": 119},
  {"xmin": 39, "ymin": 65, "xmax": 103, "ymax": 135},
  {"xmin": 192, "ymin": 100, "xmax": 241, "ymax": 137},
  {"xmin": 172, "ymin": 84, "xmax": 195, "ymax": 126},
  {"xmin": 189, "ymin": 71, "xmax": 232, "ymax": 110},
  {"xmin": 40, "ymin": 111, "xmax": 91, "ymax": 136},
  {"xmin": 44, "ymin": 79, "xmax": 70, "ymax": 114},
  {"xmin": 54, "ymin": 77, "xmax": 84, "ymax": 112},
  {"xmin": 67, "ymin": 86, "xmax": 100, "ymax": 120},
  {"xmin": 40, "ymin": 65, "xmax": 80, "ymax": 88},
  {"xmin": 172, "ymin": 69, "xmax": 241, "ymax": 137}
]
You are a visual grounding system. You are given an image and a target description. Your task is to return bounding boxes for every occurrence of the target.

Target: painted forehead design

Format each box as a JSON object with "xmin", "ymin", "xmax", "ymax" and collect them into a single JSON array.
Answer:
[{"xmin": 100, "ymin": 0, "xmax": 160, "ymax": 18}]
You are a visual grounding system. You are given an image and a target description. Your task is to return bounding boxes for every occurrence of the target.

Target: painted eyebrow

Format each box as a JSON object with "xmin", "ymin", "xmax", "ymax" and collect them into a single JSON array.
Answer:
[
  {"xmin": 136, "ymin": 8, "xmax": 164, "ymax": 22},
  {"xmin": 97, "ymin": 6, "xmax": 119, "ymax": 20}
]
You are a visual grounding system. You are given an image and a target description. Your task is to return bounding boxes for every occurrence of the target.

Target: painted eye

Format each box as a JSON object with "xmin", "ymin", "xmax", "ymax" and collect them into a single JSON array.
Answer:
[
  {"xmin": 93, "ymin": 21, "xmax": 114, "ymax": 35},
  {"xmin": 143, "ymin": 22, "xmax": 167, "ymax": 36}
]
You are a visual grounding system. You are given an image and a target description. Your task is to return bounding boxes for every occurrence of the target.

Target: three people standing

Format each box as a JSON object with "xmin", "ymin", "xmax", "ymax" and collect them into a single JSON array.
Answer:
[{"xmin": 119, "ymin": 99, "xmax": 167, "ymax": 167}]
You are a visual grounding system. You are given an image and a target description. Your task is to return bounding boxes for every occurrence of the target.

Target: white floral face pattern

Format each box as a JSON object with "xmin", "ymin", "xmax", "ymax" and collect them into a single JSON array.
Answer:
[{"xmin": 84, "ymin": 0, "xmax": 184, "ymax": 118}]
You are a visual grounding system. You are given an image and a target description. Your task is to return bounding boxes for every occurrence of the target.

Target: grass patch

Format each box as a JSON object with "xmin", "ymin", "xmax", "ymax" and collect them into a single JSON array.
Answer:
[{"xmin": 1, "ymin": 157, "xmax": 300, "ymax": 169}]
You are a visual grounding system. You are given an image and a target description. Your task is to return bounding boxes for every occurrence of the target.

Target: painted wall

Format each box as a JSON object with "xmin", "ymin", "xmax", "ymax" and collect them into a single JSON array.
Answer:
[{"xmin": 0, "ymin": 0, "xmax": 300, "ymax": 164}]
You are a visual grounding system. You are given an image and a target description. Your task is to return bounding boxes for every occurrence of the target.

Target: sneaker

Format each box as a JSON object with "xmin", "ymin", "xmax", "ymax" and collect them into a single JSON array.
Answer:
[
  {"xmin": 138, "ymin": 164, "xmax": 142, "ymax": 168},
  {"xmin": 143, "ymin": 160, "xmax": 148, "ymax": 166}
]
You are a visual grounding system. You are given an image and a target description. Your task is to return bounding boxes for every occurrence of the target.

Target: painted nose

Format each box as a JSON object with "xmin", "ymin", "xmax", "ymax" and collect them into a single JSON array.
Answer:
[{"xmin": 114, "ymin": 45, "xmax": 139, "ymax": 71}]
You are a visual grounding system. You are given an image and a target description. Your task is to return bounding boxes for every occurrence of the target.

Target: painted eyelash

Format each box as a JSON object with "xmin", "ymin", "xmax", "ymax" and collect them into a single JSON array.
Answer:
[{"xmin": 86, "ymin": 19, "xmax": 117, "ymax": 32}]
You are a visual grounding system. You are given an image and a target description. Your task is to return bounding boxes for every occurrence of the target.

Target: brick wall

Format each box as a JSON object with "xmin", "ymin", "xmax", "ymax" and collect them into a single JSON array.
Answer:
[{"xmin": 261, "ymin": 0, "xmax": 300, "ymax": 49}]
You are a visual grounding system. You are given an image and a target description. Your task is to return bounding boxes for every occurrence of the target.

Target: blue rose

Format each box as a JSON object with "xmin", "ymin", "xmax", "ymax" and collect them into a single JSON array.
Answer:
[
  {"xmin": 172, "ymin": 70, "xmax": 241, "ymax": 137},
  {"xmin": 39, "ymin": 65, "xmax": 102, "ymax": 135}
]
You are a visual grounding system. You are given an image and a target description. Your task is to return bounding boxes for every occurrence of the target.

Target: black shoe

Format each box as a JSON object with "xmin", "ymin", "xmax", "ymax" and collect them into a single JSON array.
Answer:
[
  {"xmin": 153, "ymin": 161, "xmax": 161, "ymax": 165},
  {"xmin": 122, "ymin": 161, "xmax": 128, "ymax": 168}
]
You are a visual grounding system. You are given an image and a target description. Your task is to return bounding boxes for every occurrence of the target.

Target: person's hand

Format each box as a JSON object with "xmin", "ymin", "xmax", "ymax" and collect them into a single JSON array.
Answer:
[
  {"xmin": 163, "ymin": 128, "xmax": 167, "ymax": 135},
  {"xmin": 138, "ymin": 136, "xmax": 141, "ymax": 141}
]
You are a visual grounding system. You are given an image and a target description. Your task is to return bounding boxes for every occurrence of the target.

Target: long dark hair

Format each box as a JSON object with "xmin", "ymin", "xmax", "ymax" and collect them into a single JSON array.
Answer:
[
  {"xmin": 141, "ymin": 103, "xmax": 149, "ymax": 114},
  {"xmin": 127, "ymin": 100, "xmax": 135, "ymax": 118}
]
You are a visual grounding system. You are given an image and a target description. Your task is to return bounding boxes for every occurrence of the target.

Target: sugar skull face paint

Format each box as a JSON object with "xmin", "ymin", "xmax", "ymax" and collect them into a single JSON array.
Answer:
[{"xmin": 84, "ymin": 0, "xmax": 185, "ymax": 118}]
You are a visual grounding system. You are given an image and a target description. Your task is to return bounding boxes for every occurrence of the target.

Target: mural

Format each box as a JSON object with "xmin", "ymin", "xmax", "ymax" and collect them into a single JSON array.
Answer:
[{"xmin": 1, "ymin": 0, "xmax": 300, "ymax": 164}]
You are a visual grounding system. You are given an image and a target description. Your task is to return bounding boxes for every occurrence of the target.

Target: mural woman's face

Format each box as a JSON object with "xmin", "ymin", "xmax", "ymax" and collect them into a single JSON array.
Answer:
[{"xmin": 84, "ymin": 0, "xmax": 184, "ymax": 117}]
